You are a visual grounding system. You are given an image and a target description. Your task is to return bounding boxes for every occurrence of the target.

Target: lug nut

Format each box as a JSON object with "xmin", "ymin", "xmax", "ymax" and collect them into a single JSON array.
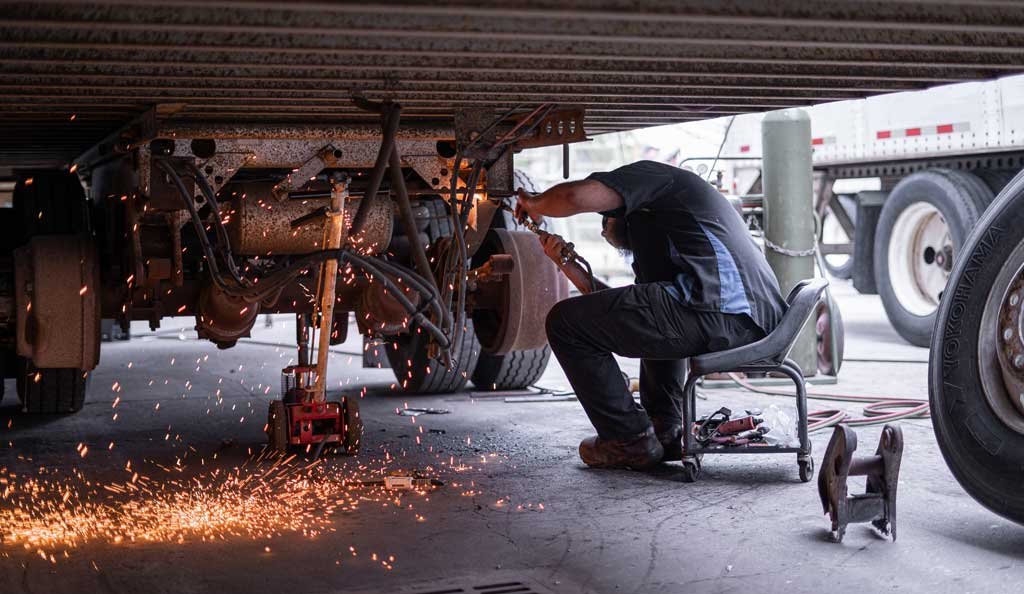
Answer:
[
  {"xmin": 1014, "ymin": 354, "xmax": 1024, "ymax": 369},
  {"xmin": 1005, "ymin": 327, "xmax": 1015, "ymax": 342},
  {"xmin": 1011, "ymin": 293, "xmax": 1021, "ymax": 307}
]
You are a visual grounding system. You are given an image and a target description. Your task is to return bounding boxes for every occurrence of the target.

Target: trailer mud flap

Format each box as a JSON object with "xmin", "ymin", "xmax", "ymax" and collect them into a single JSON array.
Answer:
[
  {"xmin": 14, "ymin": 234, "xmax": 100, "ymax": 370},
  {"xmin": 852, "ymin": 191, "xmax": 886, "ymax": 294}
]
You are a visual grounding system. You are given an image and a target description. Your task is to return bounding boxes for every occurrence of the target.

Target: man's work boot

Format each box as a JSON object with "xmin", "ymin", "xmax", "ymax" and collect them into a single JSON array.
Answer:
[
  {"xmin": 579, "ymin": 426, "xmax": 664, "ymax": 470},
  {"xmin": 653, "ymin": 420, "xmax": 684, "ymax": 462}
]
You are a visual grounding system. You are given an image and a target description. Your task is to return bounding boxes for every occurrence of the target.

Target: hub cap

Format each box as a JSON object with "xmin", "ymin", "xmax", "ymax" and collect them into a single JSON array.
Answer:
[
  {"xmin": 979, "ymin": 239, "xmax": 1024, "ymax": 434},
  {"xmin": 887, "ymin": 202, "xmax": 951, "ymax": 316}
]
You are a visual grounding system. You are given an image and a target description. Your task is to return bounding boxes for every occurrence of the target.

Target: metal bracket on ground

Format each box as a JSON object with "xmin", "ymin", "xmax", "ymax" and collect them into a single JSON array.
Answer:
[{"xmin": 818, "ymin": 424, "xmax": 903, "ymax": 543}]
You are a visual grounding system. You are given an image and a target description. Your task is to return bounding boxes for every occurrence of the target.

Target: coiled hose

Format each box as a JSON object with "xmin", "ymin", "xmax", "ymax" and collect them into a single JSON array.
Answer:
[{"xmin": 726, "ymin": 372, "xmax": 930, "ymax": 432}]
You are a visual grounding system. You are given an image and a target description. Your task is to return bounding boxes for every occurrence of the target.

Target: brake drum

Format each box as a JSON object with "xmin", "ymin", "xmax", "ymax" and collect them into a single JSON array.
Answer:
[{"xmin": 472, "ymin": 228, "xmax": 569, "ymax": 354}]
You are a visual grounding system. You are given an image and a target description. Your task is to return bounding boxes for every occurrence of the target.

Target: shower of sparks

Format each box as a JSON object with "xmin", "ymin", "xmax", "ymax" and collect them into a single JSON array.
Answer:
[
  {"xmin": 0, "ymin": 451, "xmax": 447, "ymax": 563},
  {"xmin": 0, "ymin": 316, "xmax": 544, "ymax": 571}
]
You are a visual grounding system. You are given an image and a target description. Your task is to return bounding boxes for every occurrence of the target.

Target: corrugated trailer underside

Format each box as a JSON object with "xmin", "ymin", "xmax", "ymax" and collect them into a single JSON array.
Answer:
[{"xmin": 3, "ymin": 0, "xmax": 1024, "ymax": 169}]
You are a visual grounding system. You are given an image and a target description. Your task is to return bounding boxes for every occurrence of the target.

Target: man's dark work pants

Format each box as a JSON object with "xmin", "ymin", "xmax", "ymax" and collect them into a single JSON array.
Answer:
[{"xmin": 546, "ymin": 282, "xmax": 765, "ymax": 441}]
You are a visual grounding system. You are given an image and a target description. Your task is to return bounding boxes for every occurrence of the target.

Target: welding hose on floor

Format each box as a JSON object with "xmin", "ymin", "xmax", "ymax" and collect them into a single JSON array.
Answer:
[{"xmin": 726, "ymin": 373, "xmax": 930, "ymax": 432}]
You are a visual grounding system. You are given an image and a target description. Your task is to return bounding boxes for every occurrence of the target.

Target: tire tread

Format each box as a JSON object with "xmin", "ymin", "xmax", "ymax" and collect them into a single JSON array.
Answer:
[
  {"xmin": 472, "ymin": 346, "xmax": 552, "ymax": 391},
  {"xmin": 386, "ymin": 320, "xmax": 480, "ymax": 394}
]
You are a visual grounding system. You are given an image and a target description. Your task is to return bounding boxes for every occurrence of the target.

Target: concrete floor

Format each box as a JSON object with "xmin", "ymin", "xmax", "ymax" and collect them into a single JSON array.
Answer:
[{"xmin": 0, "ymin": 280, "xmax": 1021, "ymax": 593}]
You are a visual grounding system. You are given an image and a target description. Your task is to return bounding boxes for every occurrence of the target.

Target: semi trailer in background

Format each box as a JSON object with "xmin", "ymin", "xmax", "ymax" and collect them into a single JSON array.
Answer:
[{"xmin": 717, "ymin": 74, "xmax": 1024, "ymax": 348}]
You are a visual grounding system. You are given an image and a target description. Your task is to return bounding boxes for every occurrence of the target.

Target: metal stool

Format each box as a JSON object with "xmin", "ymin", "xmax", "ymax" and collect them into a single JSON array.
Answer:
[{"xmin": 680, "ymin": 278, "xmax": 829, "ymax": 483}]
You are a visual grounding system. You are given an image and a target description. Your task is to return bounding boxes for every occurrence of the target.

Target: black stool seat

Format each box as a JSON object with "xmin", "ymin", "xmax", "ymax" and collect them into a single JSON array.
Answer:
[
  {"xmin": 692, "ymin": 278, "xmax": 830, "ymax": 375},
  {"xmin": 679, "ymin": 278, "xmax": 830, "ymax": 483}
]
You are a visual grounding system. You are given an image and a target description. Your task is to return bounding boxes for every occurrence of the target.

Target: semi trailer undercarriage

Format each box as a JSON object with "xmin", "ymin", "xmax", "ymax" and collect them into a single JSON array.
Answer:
[{"xmin": 0, "ymin": 102, "xmax": 573, "ymax": 421}]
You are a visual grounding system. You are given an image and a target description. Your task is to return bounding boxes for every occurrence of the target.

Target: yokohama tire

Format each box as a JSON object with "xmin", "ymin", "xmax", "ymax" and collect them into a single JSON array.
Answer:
[
  {"xmin": 929, "ymin": 168, "xmax": 1024, "ymax": 525},
  {"xmin": 874, "ymin": 169, "xmax": 991, "ymax": 347}
]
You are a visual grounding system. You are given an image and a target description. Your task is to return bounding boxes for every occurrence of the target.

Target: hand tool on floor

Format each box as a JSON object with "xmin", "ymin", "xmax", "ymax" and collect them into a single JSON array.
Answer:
[
  {"xmin": 396, "ymin": 407, "xmax": 451, "ymax": 417},
  {"xmin": 818, "ymin": 424, "xmax": 903, "ymax": 543},
  {"xmin": 356, "ymin": 473, "xmax": 445, "ymax": 490},
  {"xmin": 267, "ymin": 178, "xmax": 362, "ymax": 455}
]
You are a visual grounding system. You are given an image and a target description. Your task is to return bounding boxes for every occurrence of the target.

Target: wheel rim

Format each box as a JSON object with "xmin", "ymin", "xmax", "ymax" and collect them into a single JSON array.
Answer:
[
  {"xmin": 821, "ymin": 209, "xmax": 851, "ymax": 270},
  {"xmin": 978, "ymin": 238, "xmax": 1024, "ymax": 435},
  {"xmin": 887, "ymin": 202, "xmax": 951, "ymax": 317}
]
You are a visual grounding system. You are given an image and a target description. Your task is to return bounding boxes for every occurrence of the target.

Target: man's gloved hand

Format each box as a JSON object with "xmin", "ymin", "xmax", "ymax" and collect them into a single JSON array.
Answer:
[
  {"xmin": 538, "ymin": 231, "xmax": 571, "ymax": 266},
  {"xmin": 514, "ymin": 188, "xmax": 544, "ymax": 225}
]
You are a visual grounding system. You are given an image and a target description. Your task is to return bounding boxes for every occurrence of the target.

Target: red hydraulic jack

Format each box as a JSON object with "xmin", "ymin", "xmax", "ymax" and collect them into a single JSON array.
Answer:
[{"xmin": 266, "ymin": 179, "xmax": 362, "ymax": 455}]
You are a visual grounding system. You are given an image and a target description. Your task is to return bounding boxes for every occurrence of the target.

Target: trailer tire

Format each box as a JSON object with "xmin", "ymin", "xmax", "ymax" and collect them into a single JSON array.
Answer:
[
  {"xmin": 385, "ymin": 319, "xmax": 480, "ymax": 394},
  {"xmin": 16, "ymin": 363, "xmax": 89, "ymax": 413},
  {"xmin": 422, "ymin": 197, "xmax": 453, "ymax": 243},
  {"xmin": 929, "ymin": 168, "xmax": 1024, "ymax": 525},
  {"xmin": 12, "ymin": 171, "xmax": 95, "ymax": 414},
  {"xmin": 819, "ymin": 194, "xmax": 857, "ymax": 280},
  {"xmin": 472, "ymin": 346, "xmax": 551, "ymax": 391},
  {"xmin": 13, "ymin": 172, "xmax": 89, "ymax": 241},
  {"xmin": 874, "ymin": 169, "xmax": 991, "ymax": 347},
  {"xmin": 974, "ymin": 169, "xmax": 1019, "ymax": 199}
]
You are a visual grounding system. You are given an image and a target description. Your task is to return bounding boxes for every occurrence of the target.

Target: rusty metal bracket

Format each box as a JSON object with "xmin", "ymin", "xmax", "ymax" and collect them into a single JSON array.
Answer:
[
  {"xmin": 75, "ymin": 108, "xmax": 158, "ymax": 172},
  {"xmin": 818, "ymin": 424, "xmax": 903, "ymax": 543},
  {"xmin": 271, "ymin": 145, "xmax": 339, "ymax": 201},
  {"xmin": 511, "ymin": 108, "xmax": 588, "ymax": 151}
]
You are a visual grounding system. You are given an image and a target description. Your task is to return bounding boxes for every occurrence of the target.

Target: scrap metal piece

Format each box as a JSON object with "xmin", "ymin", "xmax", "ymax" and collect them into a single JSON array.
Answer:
[
  {"xmin": 396, "ymin": 407, "xmax": 450, "ymax": 417},
  {"xmin": 356, "ymin": 474, "xmax": 444, "ymax": 490},
  {"xmin": 818, "ymin": 424, "xmax": 903, "ymax": 543}
]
